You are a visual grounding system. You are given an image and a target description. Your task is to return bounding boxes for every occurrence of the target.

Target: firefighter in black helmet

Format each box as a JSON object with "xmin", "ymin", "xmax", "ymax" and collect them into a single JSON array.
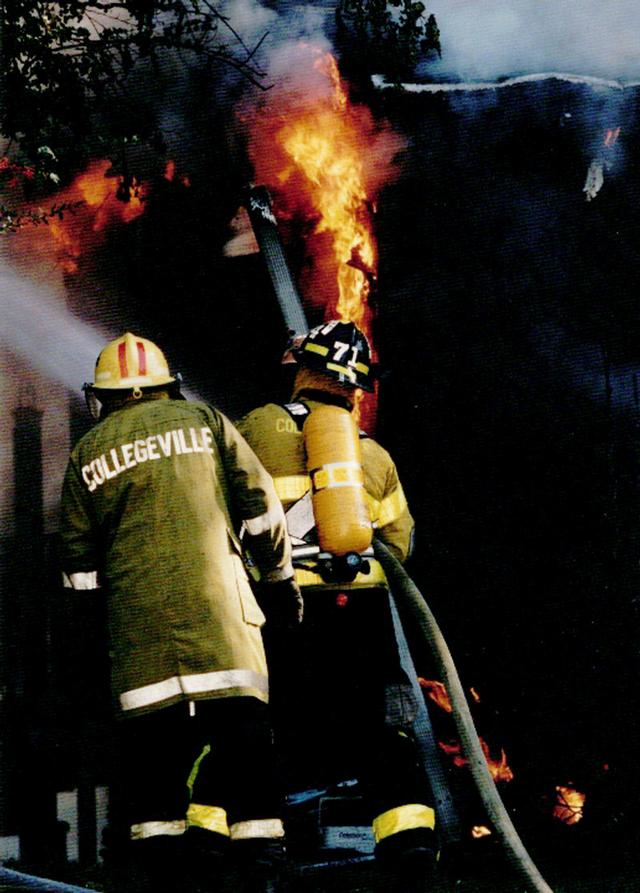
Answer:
[
  {"xmin": 237, "ymin": 320, "xmax": 437, "ymax": 890},
  {"xmin": 59, "ymin": 333, "xmax": 302, "ymax": 893}
]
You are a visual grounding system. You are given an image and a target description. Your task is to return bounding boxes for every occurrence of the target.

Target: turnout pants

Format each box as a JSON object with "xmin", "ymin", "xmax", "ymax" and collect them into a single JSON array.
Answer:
[
  {"xmin": 265, "ymin": 587, "xmax": 436, "ymax": 847},
  {"xmin": 117, "ymin": 696, "xmax": 283, "ymax": 840}
]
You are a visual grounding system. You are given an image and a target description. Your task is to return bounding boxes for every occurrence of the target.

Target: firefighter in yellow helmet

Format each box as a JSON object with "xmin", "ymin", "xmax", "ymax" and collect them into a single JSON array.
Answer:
[
  {"xmin": 236, "ymin": 320, "xmax": 437, "ymax": 891},
  {"xmin": 59, "ymin": 333, "xmax": 302, "ymax": 893}
]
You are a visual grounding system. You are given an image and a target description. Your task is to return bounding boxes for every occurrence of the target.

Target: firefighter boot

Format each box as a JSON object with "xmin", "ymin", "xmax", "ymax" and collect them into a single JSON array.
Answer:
[
  {"xmin": 124, "ymin": 834, "xmax": 187, "ymax": 893},
  {"xmin": 231, "ymin": 838, "xmax": 288, "ymax": 893},
  {"xmin": 183, "ymin": 826, "xmax": 232, "ymax": 893},
  {"xmin": 375, "ymin": 828, "xmax": 439, "ymax": 893}
]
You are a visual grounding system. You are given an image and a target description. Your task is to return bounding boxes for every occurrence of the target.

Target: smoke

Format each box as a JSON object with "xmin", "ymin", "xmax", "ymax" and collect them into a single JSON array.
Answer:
[
  {"xmin": 0, "ymin": 253, "xmax": 109, "ymax": 393},
  {"xmin": 0, "ymin": 250, "xmax": 202, "ymax": 402},
  {"xmin": 426, "ymin": 0, "xmax": 640, "ymax": 82}
]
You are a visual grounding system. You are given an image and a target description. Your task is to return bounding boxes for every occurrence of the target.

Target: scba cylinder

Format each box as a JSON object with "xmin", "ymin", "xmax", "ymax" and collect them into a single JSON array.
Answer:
[{"xmin": 303, "ymin": 404, "xmax": 373, "ymax": 556}]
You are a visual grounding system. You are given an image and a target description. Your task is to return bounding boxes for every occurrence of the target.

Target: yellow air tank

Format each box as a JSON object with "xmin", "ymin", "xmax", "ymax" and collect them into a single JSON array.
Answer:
[{"xmin": 303, "ymin": 404, "xmax": 373, "ymax": 556}]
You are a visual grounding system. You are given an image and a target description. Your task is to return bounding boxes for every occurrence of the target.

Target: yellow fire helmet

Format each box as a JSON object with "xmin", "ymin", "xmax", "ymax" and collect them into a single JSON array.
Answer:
[{"xmin": 89, "ymin": 332, "xmax": 177, "ymax": 392}]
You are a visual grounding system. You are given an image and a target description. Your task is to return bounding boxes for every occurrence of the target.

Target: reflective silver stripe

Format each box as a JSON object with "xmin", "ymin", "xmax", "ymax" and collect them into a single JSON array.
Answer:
[
  {"xmin": 229, "ymin": 819, "xmax": 285, "ymax": 840},
  {"xmin": 62, "ymin": 571, "xmax": 100, "ymax": 590},
  {"xmin": 130, "ymin": 820, "xmax": 186, "ymax": 840},
  {"xmin": 244, "ymin": 507, "xmax": 282, "ymax": 536},
  {"xmin": 120, "ymin": 669, "xmax": 268, "ymax": 712}
]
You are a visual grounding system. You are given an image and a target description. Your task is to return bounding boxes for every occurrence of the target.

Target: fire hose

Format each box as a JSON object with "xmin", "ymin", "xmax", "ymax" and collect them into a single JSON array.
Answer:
[
  {"xmin": 373, "ymin": 538, "xmax": 556, "ymax": 893},
  {"xmin": 0, "ymin": 867, "xmax": 95, "ymax": 892},
  {"xmin": 244, "ymin": 179, "xmax": 555, "ymax": 890}
]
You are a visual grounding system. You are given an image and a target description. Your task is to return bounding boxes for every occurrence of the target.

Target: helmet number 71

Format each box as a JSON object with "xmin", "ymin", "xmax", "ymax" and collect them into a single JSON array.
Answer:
[{"xmin": 333, "ymin": 341, "xmax": 359, "ymax": 366}]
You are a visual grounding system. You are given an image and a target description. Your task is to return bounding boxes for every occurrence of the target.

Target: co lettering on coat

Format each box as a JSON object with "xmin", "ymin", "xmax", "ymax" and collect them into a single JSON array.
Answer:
[
  {"xmin": 82, "ymin": 426, "xmax": 215, "ymax": 492},
  {"xmin": 275, "ymin": 418, "xmax": 298, "ymax": 433}
]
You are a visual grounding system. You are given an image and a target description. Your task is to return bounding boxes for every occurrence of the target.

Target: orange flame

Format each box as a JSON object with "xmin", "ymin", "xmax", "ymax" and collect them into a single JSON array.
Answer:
[
  {"xmin": 418, "ymin": 678, "xmax": 482, "ymax": 710},
  {"xmin": 247, "ymin": 45, "xmax": 405, "ymax": 431},
  {"xmin": 419, "ymin": 678, "xmax": 453, "ymax": 713},
  {"xmin": 164, "ymin": 159, "xmax": 191, "ymax": 188},
  {"xmin": 439, "ymin": 738, "xmax": 514, "ymax": 783},
  {"xmin": 603, "ymin": 127, "xmax": 621, "ymax": 148},
  {"xmin": 275, "ymin": 52, "xmax": 376, "ymax": 335},
  {"xmin": 17, "ymin": 159, "xmax": 148, "ymax": 273},
  {"xmin": 553, "ymin": 785, "xmax": 586, "ymax": 826}
]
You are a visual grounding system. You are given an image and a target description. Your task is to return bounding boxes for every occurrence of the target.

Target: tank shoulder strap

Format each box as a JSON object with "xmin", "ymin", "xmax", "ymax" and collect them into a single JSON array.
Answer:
[
  {"xmin": 282, "ymin": 402, "xmax": 310, "ymax": 430},
  {"xmin": 284, "ymin": 400, "xmax": 369, "ymax": 438}
]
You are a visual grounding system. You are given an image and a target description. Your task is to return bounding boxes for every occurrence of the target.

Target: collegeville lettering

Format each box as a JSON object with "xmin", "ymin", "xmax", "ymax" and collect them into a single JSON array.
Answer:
[{"xmin": 82, "ymin": 426, "xmax": 215, "ymax": 492}]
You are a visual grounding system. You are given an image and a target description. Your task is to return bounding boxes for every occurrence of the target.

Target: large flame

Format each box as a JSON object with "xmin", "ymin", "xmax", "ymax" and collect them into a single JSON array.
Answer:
[
  {"xmin": 15, "ymin": 159, "xmax": 148, "ymax": 274},
  {"xmin": 276, "ymin": 52, "xmax": 376, "ymax": 336},
  {"xmin": 247, "ymin": 45, "xmax": 404, "ymax": 430}
]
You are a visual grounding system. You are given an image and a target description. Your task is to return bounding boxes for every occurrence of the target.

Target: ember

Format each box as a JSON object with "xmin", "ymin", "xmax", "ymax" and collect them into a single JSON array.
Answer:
[
  {"xmin": 603, "ymin": 127, "xmax": 621, "ymax": 148},
  {"xmin": 553, "ymin": 784, "xmax": 586, "ymax": 826},
  {"xmin": 164, "ymin": 160, "xmax": 191, "ymax": 188}
]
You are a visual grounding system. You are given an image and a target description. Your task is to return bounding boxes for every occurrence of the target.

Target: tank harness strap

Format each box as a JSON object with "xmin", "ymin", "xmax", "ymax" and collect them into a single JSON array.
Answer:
[{"xmin": 283, "ymin": 402, "xmax": 310, "ymax": 429}]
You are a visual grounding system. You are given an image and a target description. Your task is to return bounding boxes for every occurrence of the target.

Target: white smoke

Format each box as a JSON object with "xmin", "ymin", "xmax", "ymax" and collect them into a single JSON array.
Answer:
[
  {"xmin": 426, "ymin": 0, "xmax": 640, "ymax": 82},
  {"xmin": 0, "ymin": 251, "xmax": 201, "ymax": 401},
  {"xmin": 0, "ymin": 252, "xmax": 108, "ymax": 392}
]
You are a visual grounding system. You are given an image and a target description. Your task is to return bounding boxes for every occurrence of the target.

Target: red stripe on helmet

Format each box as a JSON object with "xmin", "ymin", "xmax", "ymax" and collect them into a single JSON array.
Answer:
[
  {"xmin": 118, "ymin": 342, "xmax": 128, "ymax": 378},
  {"xmin": 137, "ymin": 342, "xmax": 147, "ymax": 375}
]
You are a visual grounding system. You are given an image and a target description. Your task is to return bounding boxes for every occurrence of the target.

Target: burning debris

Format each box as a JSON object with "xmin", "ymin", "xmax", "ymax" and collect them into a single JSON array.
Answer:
[
  {"xmin": 419, "ymin": 678, "xmax": 515, "ymax": 784},
  {"xmin": 553, "ymin": 784, "xmax": 586, "ymax": 826},
  {"xmin": 471, "ymin": 825, "xmax": 492, "ymax": 839},
  {"xmin": 439, "ymin": 738, "xmax": 514, "ymax": 784}
]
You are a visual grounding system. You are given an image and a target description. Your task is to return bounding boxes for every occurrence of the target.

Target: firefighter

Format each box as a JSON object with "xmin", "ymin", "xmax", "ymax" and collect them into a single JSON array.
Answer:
[
  {"xmin": 59, "ymin": 332, "xmax": 302, "ymax": 893},
  {"xmin": 237, "ymin": 320, "xmax": 438, "ymax": 890}
]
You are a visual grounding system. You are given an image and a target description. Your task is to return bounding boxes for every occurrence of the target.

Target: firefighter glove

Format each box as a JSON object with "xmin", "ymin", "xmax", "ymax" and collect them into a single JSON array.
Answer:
[{"xmin": 257, "ymin": 578, "xmax": 304, "ymax": 629}]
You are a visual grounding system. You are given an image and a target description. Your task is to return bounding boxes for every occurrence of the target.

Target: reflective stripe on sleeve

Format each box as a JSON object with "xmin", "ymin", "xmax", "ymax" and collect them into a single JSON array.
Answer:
[
  {"xmin": 244, "ymin": 507, "xmax": 284, "ymax": 536},
  {"xmin": 187, "ymin": 804, "xmax": 230, "ymax": 836},
  {"xmin": 372, "ymin": 804, "xmax": 436, "ymax": 843},
  {"xmin": 273, "ymin": 475, "xmax": 311, "ymax": 503},
  {"xmin": 369, "ymin": 485, "xmax": 408, "ymax": 528},
  {"xmin": 120, "ymin": 669, "xmax": 268, "ymax": 712},
  {"xmin": 229, "ymin": 819, "xmax": 285, "ymax": 840},
  {"xmin": 130, "ymin": 820, "xmax": 186, "ymax": 840},
  {"xmin": 62, "ymin": 571, "xmax": 100, "ymax": 590}
]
